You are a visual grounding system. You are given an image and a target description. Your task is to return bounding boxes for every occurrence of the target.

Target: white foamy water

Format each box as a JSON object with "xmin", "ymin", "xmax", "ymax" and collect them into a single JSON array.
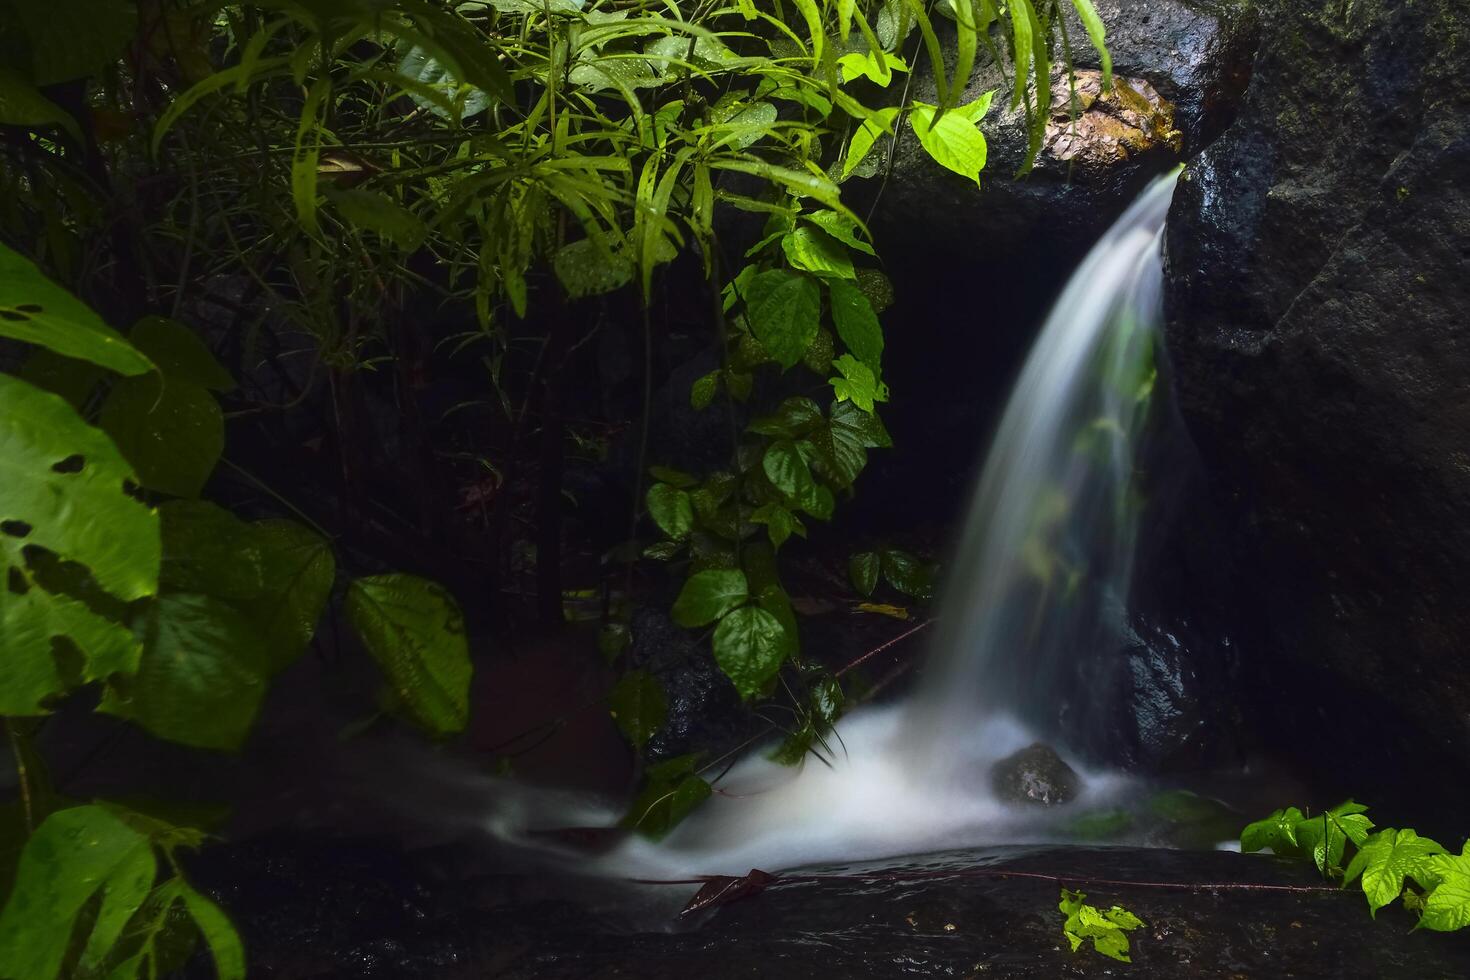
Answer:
[{"xmin": 488, "ymin": 171, "xmax": 1183, "ymax": 879}]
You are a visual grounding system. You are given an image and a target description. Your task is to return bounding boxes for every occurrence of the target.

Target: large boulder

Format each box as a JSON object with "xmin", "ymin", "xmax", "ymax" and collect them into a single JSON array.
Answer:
[{"xmin": 1164, "ymin": 0, "xmax": 1470, "ymax": 776}]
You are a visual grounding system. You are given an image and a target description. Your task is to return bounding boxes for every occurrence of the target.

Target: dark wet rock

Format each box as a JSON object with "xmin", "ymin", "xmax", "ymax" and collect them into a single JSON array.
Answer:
[
  {"xmin": 862, "ymin": 0, "xmax": 1258, "ymax": 262},
  {"xmin": 1164, "ymin": 0, "xmax": 1470, "ymax": 789},
  {"xmin": 626, "ymin": 606, "xmax": 762, "ymax": 764},
  {"xmin": 183, "ymin": 837, "xmax": 1470, "ymax": 979},
  {"xmin": 991, "ymin": 743, "xmax": 1082, "ymax": 805}
]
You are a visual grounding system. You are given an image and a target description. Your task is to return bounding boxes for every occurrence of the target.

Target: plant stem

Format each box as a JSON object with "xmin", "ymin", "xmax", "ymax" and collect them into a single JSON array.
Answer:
[{"xmin": 5, "ymin": 719, "xmax": 34, "ymax": 834}]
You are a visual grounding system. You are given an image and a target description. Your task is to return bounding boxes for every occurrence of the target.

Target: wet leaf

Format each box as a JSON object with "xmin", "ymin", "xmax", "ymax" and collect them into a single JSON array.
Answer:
[
  {"xmin": 608, "ymin": 670, "xmax": 667, "ymax": 749},
  {"xmin": 671, "ymin": 569, "xmax": 748, "ymax": 628}
]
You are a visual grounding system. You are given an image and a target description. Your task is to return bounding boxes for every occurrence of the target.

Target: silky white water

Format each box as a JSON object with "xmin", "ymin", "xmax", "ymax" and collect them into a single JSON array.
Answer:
[{"xmin": 489, "ymin": 171, "xmax": 1183, "ymax": 878}]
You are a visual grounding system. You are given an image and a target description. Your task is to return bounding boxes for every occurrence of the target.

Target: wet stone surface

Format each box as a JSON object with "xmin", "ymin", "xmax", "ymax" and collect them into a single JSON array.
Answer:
[{"xmin": 182, "ymin": 836, "xmax": 1470, "ymax": 979}]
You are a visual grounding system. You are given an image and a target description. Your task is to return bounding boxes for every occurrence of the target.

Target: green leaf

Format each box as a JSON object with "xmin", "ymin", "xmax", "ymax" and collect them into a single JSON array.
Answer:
[
  {"xmin": 671, "ymin": 569, "xmax": 748, "ymax": 628},
  {"xmin": 608, "ymin": 670, "xmax": 667, "ymax": 749},
  {"xmin": 291, "ymin": 77, "xmax": 331, "ymax": 237},
  {"xmin": 1419, "ymin": 844, "xmax": 1470, "ymax": 932},
  {"xmin": 0, "ymin": 375, "xmax": 158, "ymax": 714},
  {"xmin": 1241, "ymin": 806, "xmax": 1307, "ymax": 856},
  {"xmin": 396, "ymin": 44, "xmax": 494, "ymax": 119},
  {"xmin": 0, "ymin": 805, "xmax": 155, "ymax": 980},
  {"xmin": 712, "ymin": 605, "xmax": 787, "ymax": 699},
  {"xmin": 842, "ymin": 106, "xmax": 899, "ymax": 179},
  {"xmin": 828, "ymin": 280, "xmax": 883, "ymax": 370},
  {"xmin": 829, "ymin": 353, "xmax": 889, "ymax": 412},
  {"xmin": 781, "ymin": 226, "xmax": 855, "ymax": 279},
  {"xmin": 856, "ymin": 267, "xmax": 895, "ymax": 314},
  {"xmin": 238, "ymin": 519, "xmax": 335, "ymax": 669},
  {"xmin": 1058, "ymin": 888, "xmax": 1144, "ymax": 963},
  {"xmin": 129, "ymin": 317, "xmax": 234, "ymax": 391},
  {"xmin": 749, "ymin": 396, "xmax": 825, "ymax": 439},
  {"xmin": 100, "ymin": 593, "xmax": 273, "ymax": 751},
  {"xmin": 804, "ymin": 210, "xmax": 875, "ymax": 256},
  {"xmin": 176, "ymin": 881, "xmax": 246, "ymax": 980},
  {"xmin": 623, "ymin": 754, "xmax": 711, "ymax": 838},
  {"xmin": 849, "ymin": 551, "xmax": 879, "ymax": 596},
  {"xmin": 752, "ymin": 503, "xmax": 800, "ymax": 549},
  {"xmin": 327, "ymin": 188, "xmax": 428, "ymax": 251},
  {"xmin": 99, "ymin": 375, "xmax": 224, "ymax": 498},
  {"xmin": 159, "ymin": 500, "xmax": 267, "ymax": 599},
  {"xmin": 763, "ymin": 439, "xmax": 816, "ymax": 500},
  {"xmin": 1344, "ymin": 828, "xmax": 1447, "ymax": 915},
  {"xmin": 837, "ymin": 50, "xmax": 907, "ymax": 86},
  {"xmin": 0, "ymin": 67, "xmax": 80, "ymax": 141},
  {"xmin": 691, "ymin": 370, "xmax": 720, "ymax": 410},
  {"xmin": 646, "ymin": 483, "xmax": 694, "ymax": 540},
  {"xmin": 0, "ymin": 242, "xmax": 153, "ymax": 376},
  {"xmin": 1294, "ymin": 801, "xmax": 1374, "ymax": 876},
  {"xmin": 907, "ymin": 93, "xmax": 995, "ymax": 185},
  {"xmin": 882, "ymin": 547, "xmax": 935, "ymax": 599},
  {"xmin": 744, "ymin": 269, "xmax": 821, "ymax": 370},
  {"xmin": 553, "ymin": 238, "xmax": 633, "ymax": 299},
  {"xmin": 346, "ymin": 574, "xmax": 472, "ymax": 737}
]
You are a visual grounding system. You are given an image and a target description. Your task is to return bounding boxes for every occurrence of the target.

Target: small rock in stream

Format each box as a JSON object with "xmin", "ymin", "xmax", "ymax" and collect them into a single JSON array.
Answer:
[{"xmin": 990, "ymin": 743, "xmax": 1082, "ymax": 806}]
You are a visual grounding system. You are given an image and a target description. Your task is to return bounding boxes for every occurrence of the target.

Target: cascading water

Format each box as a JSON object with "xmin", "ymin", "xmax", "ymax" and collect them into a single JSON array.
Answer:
[{"xmin": 496, "ymin": 170, "xmax": 1185, "ymax": 879}]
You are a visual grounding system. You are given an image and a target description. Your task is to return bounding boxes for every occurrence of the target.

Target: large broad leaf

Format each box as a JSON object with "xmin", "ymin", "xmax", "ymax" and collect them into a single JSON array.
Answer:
[
  {"xmin": 346, "ymin": 574, "xmax": 472, "ymax": 737},
  {"xmin": 1420, "ymin": 844, "xmax": 1470, "ymax": 932},
  {"xmin": 762, "ymin": 439, "xmax": 816, "ymax": 500},
  {"xmin": 158, "ymin": 501, "xmax": 268, "ymax": 600},
  {"xmin": 0, "ymin": 67, "xmax": 80, "ymax": 141},
  {"xmin": 908, "ymin": 92, "xmax": 995, "ymax": 186},
  {"xmin": 0, "ymin": 242, "xmax": 153, "ymax": 376},
  {"xmin": 99, "ymin": 374, "xmax": 224, "ymax": 498},
  {"xmin": 5, "ymin": 0, "xmax": 137, "ymax": 85},
  {"xmin": 1344, "ymin": 828, "xmax": 1446, "ymax": 915},
  {"xmin": 0, "ymin": 805, "xmax": 155, "ymax": 980},
  {"xmin": 671, "ymin": 569, "xmax": 748, "ymax": 628},
  {"xmin": 0, "ymin": 375, "xmax": 158, "ymax": 714},
  {"xmin": 712, "ymin": 605, "xmax": 786, "ymax": 698},
  {"xmin": 100, "ymin": 594, "xmax": 274, "ymax": 751},
  {"xmin": 327, "ymin": 188, "xmax": 428, "ymax": 251},
  {"xmin": 129, "ymin": 317, "xmax": 235, "ymax": 391},
  {"xmin": 608, "ymin": 670, "xmax": 667, "ymax": 749},
  {"xmin": 743, "ymin": 269, "xmax": 821, "ymax": 370}
]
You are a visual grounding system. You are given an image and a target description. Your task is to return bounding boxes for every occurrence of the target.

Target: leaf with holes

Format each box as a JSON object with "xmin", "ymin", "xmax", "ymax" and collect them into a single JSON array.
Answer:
[
  {"xmin": 347, "ymin": 574, "xmax": 472, "ymax": 737},
  {"xmin": 99, "ymin": 375, "xmax": 224, "ymax": 498},
  {"xmin": 100, "ymin": 593, "xmax": 273, "ymax": 751},
  {"xmin": 0, "ymin": 375, "xmax": 157, "ymax": 714},
  {"xmin": 0, "ymin": 242, "xmax": 153, "ymax": 376},
  {"xmin": 608, "ymin": 670, "xmax": 667, "ymax": 749}
]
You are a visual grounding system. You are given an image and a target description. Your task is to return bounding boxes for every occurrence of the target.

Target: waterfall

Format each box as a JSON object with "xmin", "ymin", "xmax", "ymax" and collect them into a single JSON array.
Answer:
[
  {"xmin": 909, "ymin": 168, "xmax": 1180, "ymax": 759},
  {"xmin": 526, "ymin": 170, "xmax": 1184, "ymax": 878}
]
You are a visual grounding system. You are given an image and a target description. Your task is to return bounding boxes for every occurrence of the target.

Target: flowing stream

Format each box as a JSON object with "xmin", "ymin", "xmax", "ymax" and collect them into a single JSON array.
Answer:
[{"xmin": 491, "ymin": 170, "xmax": 1185, "ymax": 879}]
